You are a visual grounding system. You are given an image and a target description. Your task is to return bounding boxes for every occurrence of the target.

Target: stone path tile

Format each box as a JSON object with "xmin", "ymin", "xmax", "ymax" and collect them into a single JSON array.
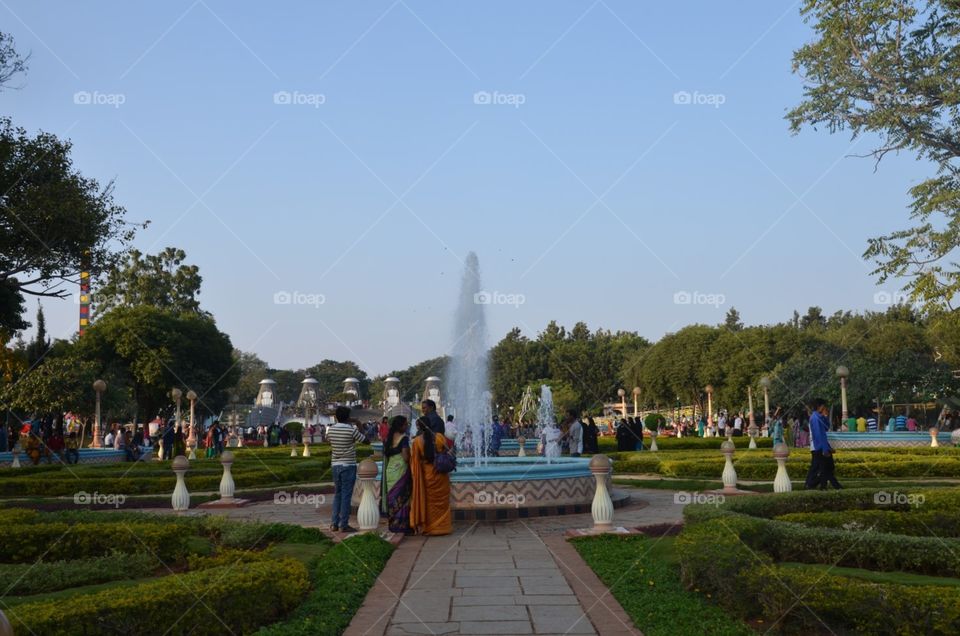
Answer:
[{"xmin": 343, "ymin": 490, "xmax": 674, "ymax": 636}]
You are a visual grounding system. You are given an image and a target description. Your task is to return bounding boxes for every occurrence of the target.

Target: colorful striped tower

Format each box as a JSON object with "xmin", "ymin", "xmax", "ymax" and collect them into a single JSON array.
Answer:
[{"xmin": 79, "ymin": 269, "xmax": 90, "ymax": 337}]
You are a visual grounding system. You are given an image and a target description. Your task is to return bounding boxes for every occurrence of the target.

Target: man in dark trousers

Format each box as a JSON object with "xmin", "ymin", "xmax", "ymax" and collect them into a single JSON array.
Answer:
[
  {"xmin": 805, "ymin": 398, "xmax": 842, "ymax": 490},
  {"xmin": 421, "ymin": 399, "xmax": 445, "ymax": 436}
]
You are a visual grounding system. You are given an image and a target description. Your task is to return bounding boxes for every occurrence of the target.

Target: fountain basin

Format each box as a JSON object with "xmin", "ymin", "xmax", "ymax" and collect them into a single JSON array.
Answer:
[
  {"xmin": 827, "ymin": 431, "xmax": 953, "ymax": 448},
  {"xmin": 371, "ymin": 438, "xmax": 537, "ymax": 457},
  {"xmin": 355, "ymin": 455, "xmax": 627, "ymax": 519}
]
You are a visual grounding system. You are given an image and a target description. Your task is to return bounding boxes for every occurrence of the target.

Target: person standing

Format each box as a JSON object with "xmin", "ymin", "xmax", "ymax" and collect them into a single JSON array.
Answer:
[
  {"xmin": 328, "ymin": 406, "xmax": 366, "ymax": 533},
  {"xmin": 583, "ymin": 417, "xmax": 599, "ymax": 454},
  {"xmin": 856, "ymin": 413, "xmax": 867, "ymax": 432},
  {"xmin": 421, "ymin": 400, "xmax": 445, "ymax": 436},
  {"xmin": 566, "ymin": 409, "xmax": 583, "ymax": 457},
  {"xmin": 380, "ymin": 415, "xmax": 412, "ymax": 534},
  {"xmin": 733, "ymin": 412, "xmax": 744, "ymax": 437},
  {"xmin": 805, "ymin": 398, "xmax": 842, "ymax": 490},
  {"xmin": 378, "ymin": 416, "xmax": 390, "ymax": 443},
  {"xmin": 161, "ymin": 421, "xmax": 174, "ymax": 460},
  {"xmin": 488, "ymin": 415, "xmax": 503, "ymax": 457},
  {"xmin": 717, "ymin": 412, "xmax": 727, "ymax": 437},
  {"xmin": 410, "ymin": 417, "xmax": 452, "ymax": 535}
]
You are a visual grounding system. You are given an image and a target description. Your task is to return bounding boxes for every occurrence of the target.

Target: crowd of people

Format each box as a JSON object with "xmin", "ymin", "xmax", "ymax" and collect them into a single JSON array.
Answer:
[{"xmin": 330, "ymin": 399, "xmax": 452, "ymax": 535}]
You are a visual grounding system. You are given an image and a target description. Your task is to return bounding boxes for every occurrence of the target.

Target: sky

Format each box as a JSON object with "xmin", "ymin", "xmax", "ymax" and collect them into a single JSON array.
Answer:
[{"xmin": 4, "ymin": 1, "xmax": 928, "ymax": 377}]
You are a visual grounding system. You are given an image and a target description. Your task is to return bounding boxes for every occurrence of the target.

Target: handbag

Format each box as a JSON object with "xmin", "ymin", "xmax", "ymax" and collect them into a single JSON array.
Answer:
[{"xmin": 433, "ymin": 448, "xmax": 456, "ymax": 474}]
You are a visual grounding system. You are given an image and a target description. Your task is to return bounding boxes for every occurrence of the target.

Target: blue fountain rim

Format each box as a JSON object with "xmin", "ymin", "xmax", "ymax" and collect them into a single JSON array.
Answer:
[{"xmin": 373, "ymin": 456, "xmax": 592, "ymax": 482}]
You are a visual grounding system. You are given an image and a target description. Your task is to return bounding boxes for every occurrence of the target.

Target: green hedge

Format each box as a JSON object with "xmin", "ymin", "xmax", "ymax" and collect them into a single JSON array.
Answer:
[
  {"xmin": 747, "ymin": 562, "xmax": 960, "ymax": 634},
  {"xmin": 677, "ymin": 488, "xmax": 960, "ymax": 633},
  {"xmin": 9, "ymin": 559, "xmax": 310, "ymax": 636},
  {"xmin": 0, "ymin": 553, "xmax": 161, "ymax": 595},
  {"xmin": 0, "ymin": 522, "xmax": 187, "ymax": 564},
  {"xmin": 257, "ymin": 534, "xmax": 394, "ymax": 635},
  {"xmin": 776, "ymin": 509, "xmax": 960, "ymax": 538}
]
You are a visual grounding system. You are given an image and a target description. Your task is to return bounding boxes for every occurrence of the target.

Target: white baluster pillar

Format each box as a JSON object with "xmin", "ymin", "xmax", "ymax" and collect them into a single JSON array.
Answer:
[
  {"xmin": 773, "ymin": 443, "xmax": 792, "ymax": 493},
  {"xmin": 590, "ymin": 454, "xmax": 614, "ymax": 531},
  {"xmin": 171, "ymin": 455, "xmax": 190, "ymax": 512},
  {"xmin": 357, "ymin": 459, "xmax": 380, "ymax": 532},
  {"xmin": 721, "ymin": 440, "xmax": 738, "ymax": 494}
]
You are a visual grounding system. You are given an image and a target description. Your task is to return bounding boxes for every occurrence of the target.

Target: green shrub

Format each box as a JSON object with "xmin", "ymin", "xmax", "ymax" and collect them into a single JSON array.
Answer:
[
  {"xmin": 678, "ymin": 486, "xmax": 960, "ymax": 633},
  {"xmin": 745, "ymin": 564, "xmax": 960, "ymax": 635},
  {"xmin": 776, "ymin": 509, "xmax": 960, "ymax": 538},
  {"xmin": 0, "ymin": 553, "xmax": 160, "ymax": 595},
  {"xmin": 11, "ymin": 559, "xmax": 310, "ymax": 636},
  {"xmin": 0, "ymin": 522, "xmax": 187, "ymax": 563},
  {"xmin": 257, "ymin": 534, "xmax": 394, "ymax": 635}
]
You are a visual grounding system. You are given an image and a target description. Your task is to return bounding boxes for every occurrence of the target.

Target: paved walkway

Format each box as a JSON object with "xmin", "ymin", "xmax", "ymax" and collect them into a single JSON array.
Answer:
[
  {"xmin": 345, "ymin": 523, "xmax": 642, "ymax": 636},
  {"xmin": 145, "ymin": 488, "xmax": 685, "ymax": 636}
]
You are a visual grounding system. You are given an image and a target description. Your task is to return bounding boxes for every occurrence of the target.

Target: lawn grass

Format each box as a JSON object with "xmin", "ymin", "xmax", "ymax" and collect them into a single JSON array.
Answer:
[
  {"xmin": 573, "ymin": 535, "xmax": 753, "ymax": 636},
  {"xmin": 782, "ymin": 562, "xmax": 960, "ymax": 588},
  {"xmin": 267, "ymin": 541, "xmax": 331, "ymax": 564}
]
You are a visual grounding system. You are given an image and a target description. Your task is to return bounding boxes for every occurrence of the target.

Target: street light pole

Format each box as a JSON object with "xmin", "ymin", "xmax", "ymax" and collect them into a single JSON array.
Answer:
[
  {"xmin": 171, "ymin": 387, "xmax": 183, "ymax": 447},
  {"xmin": 837, "ymin": 366, "xmax": 850, "ymax": 422},
  {"xmin": 617, "ymin": 389, "xmax": 626, "ymax": 420},
  {"xmin": 760, "ymin": 376, "xmax": 771, "ymax": 428},
  {"xmin": 186, "ymin": 390, "xmax": 197, "ymax": 460},
  {"xmin": 632, "ymin": 387, "xmax": 640, "ymax": 418},
  {"xmin": 92, "ymin": 379, "xmax": 106, "ymax": 448},
  {"xmin": 705, "ymin": 385, "xmax": 713, "ymax": 436}
]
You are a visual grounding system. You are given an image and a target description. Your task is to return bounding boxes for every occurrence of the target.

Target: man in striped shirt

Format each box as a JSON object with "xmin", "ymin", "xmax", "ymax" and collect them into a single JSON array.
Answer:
[{"xmin": 329, "ymin": 406, "xmax": 367, "ymax": 532}]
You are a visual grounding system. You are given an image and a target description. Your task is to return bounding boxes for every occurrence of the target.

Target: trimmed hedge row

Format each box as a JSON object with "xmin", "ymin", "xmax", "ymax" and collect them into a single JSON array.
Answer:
[
  {"xmin": 9, "ymin": 559, "xmax": 310, "ymax": 636},
  {"xmin": 0, "ymin": 553, "xmax": 161, "ymax": 595},
  {"xmin": 612, "ymin": 452, "xmax": 960, "ymax": 479},
  {"xmin": 776, "ymin": 509, "xmax": 960, "ymax": 538},
  {"xmin": 0, "ymin": 522, "xmax": 188, "ymax": 564},
  {"xmin": 677, "ymin": 488, "xmax": 960, "ymax": 634},
  {"xmin": 257, "ymin": 534, "xmax": 394, "ymax": 636}
]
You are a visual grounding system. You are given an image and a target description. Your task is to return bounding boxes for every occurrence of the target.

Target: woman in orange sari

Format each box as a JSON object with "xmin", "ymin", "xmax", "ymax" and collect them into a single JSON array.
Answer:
[{"xmin": 409, "ymin": 417, "xmax": 452, "ymax": 536}]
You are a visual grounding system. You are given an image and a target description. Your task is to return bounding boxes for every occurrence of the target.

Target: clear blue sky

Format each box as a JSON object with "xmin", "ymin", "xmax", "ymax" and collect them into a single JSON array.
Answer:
[{"xmin": 5, "ymin": 1, "xmax": 925, "ymax": 376}]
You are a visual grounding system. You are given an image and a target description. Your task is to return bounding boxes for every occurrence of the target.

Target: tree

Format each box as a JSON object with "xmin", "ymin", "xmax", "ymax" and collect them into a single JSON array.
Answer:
[
  {"xmin": 723, "ymin": 308, "xmax": 743, "ymax": 331},
  {"xmin": 306, "ymin": 359, "xmax": 370, "ymax": 399},
  {"xmin": 233, "ymin": 350, "xmax": 269, "ymax": 402},
  {"xmin": 800, "ymin": 306, "xmax": 826, "ymax": 330},
  {"xmin": 75, "ymin": 306, "xmax": 237, "ymax": 422},
  {"xmin": 789, "ymin": 0, "xmax": 960, "ymax": 311},
  {"xmin": 94, "ymin": 248, "xmax": 203, "ymax": 316},
  {"xmin": 0, "ymin": 32, "xmax": 27, "ymax": 90},
  {"xmin": 24, "ymin": 303, "xmax": 49, "ymax": 365},
  {"xmin": 0, "ymin": 119, "xmax": 142, "ymax": 333}
]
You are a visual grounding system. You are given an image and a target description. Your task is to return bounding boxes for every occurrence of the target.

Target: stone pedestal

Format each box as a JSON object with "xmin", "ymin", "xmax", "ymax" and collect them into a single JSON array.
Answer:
[
  {"xmin": 649, "ymin": 429, "xmax": 658, "ymax": 452},
  {"xmin": 10, "ymin": 449, "xmax": 19, "ymax": 469},
  {"xmin": 290, "ymin": 442, "xmax": 297, "ymax": 457},
  {"xmin": 302, "ymin": 442, "xmax": 311, "ymax": 457},
  {"xmin": 357, "ymin": 459, "xmax": 380, "ymax": 532},
  {"xmin": 199, "ymin": 450, "xmax": 251, "ymax": 508},
  {"xmin": 748, "ymin": 425, "xmax": 758, "ymax": 450},
  {"xmin": 171, "ymin": 455, "xmax": 190, "ymax": 512},
  {"xmin": 721, "ymin": 440, "xmax": 738, "ymax": 494},
  {"xmin": 930, "ymin": 427, "xmax": 940, "ymax": 448},
  {"xmin": 517, "ymin": 436, "xmax": 526, "ymax": 457},
  {"xmin": 773, "ymin": 443, "xmax": 792, "ymax": 493}
]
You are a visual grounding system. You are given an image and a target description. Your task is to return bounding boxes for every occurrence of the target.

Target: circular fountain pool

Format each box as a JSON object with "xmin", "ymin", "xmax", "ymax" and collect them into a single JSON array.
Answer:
[{"xmin": 360, "ymin": 455, "xmax": 626, "ymax": 519}]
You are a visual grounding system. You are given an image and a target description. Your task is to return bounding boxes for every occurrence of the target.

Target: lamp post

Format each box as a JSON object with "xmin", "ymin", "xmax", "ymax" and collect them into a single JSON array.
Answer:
[
  {"xmin": 617, "ymin": 388, "xmax": 626, "ymax": 419},
  {"xmin": 837, "ymin": 366, "xmax": 850, "ymax": 421},
  {"xmin": 171, "ymin": 387, "xmax": 183, "ymax": 439},
  {"xmin": 747, "ymin": 386, "xmax": 758, "ymax": 449},
  {"xmin": 705, "ymin": 385, "xmax": 714, "ymax": 436},
  {"xmin": 186, "ymin": 390, "xmax": 197, "ymax": 459},
  {"xmin": 632, "ymin": 387, "xmax": 640, "ymax": 418},
  {"xmin": 92, "ymin": 379, "xmax": 106, "ymax": 448},
  {"xmin": 760, "ymin": 377, "xmax": 771, "ymax": 428}
]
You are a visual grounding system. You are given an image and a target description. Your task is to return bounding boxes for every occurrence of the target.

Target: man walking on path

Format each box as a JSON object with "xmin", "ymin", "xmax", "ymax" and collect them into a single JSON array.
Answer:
[
  {"xmin": 805, "ymin": 398, "xmax": 842, "ymax": 490},
  {"xmin": 328, "ymin": 406, "xmax": 366, "ymax": 533}
]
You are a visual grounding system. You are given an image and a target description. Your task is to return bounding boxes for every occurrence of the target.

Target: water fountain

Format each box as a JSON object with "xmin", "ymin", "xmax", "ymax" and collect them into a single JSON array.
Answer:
[
  {"xmin": 447, "ymin": 252, "xmax": 492, "ymax": 467},
  {"xmin": 366, "ymin": 252, "xmax": 627, "ymax": 517}
]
